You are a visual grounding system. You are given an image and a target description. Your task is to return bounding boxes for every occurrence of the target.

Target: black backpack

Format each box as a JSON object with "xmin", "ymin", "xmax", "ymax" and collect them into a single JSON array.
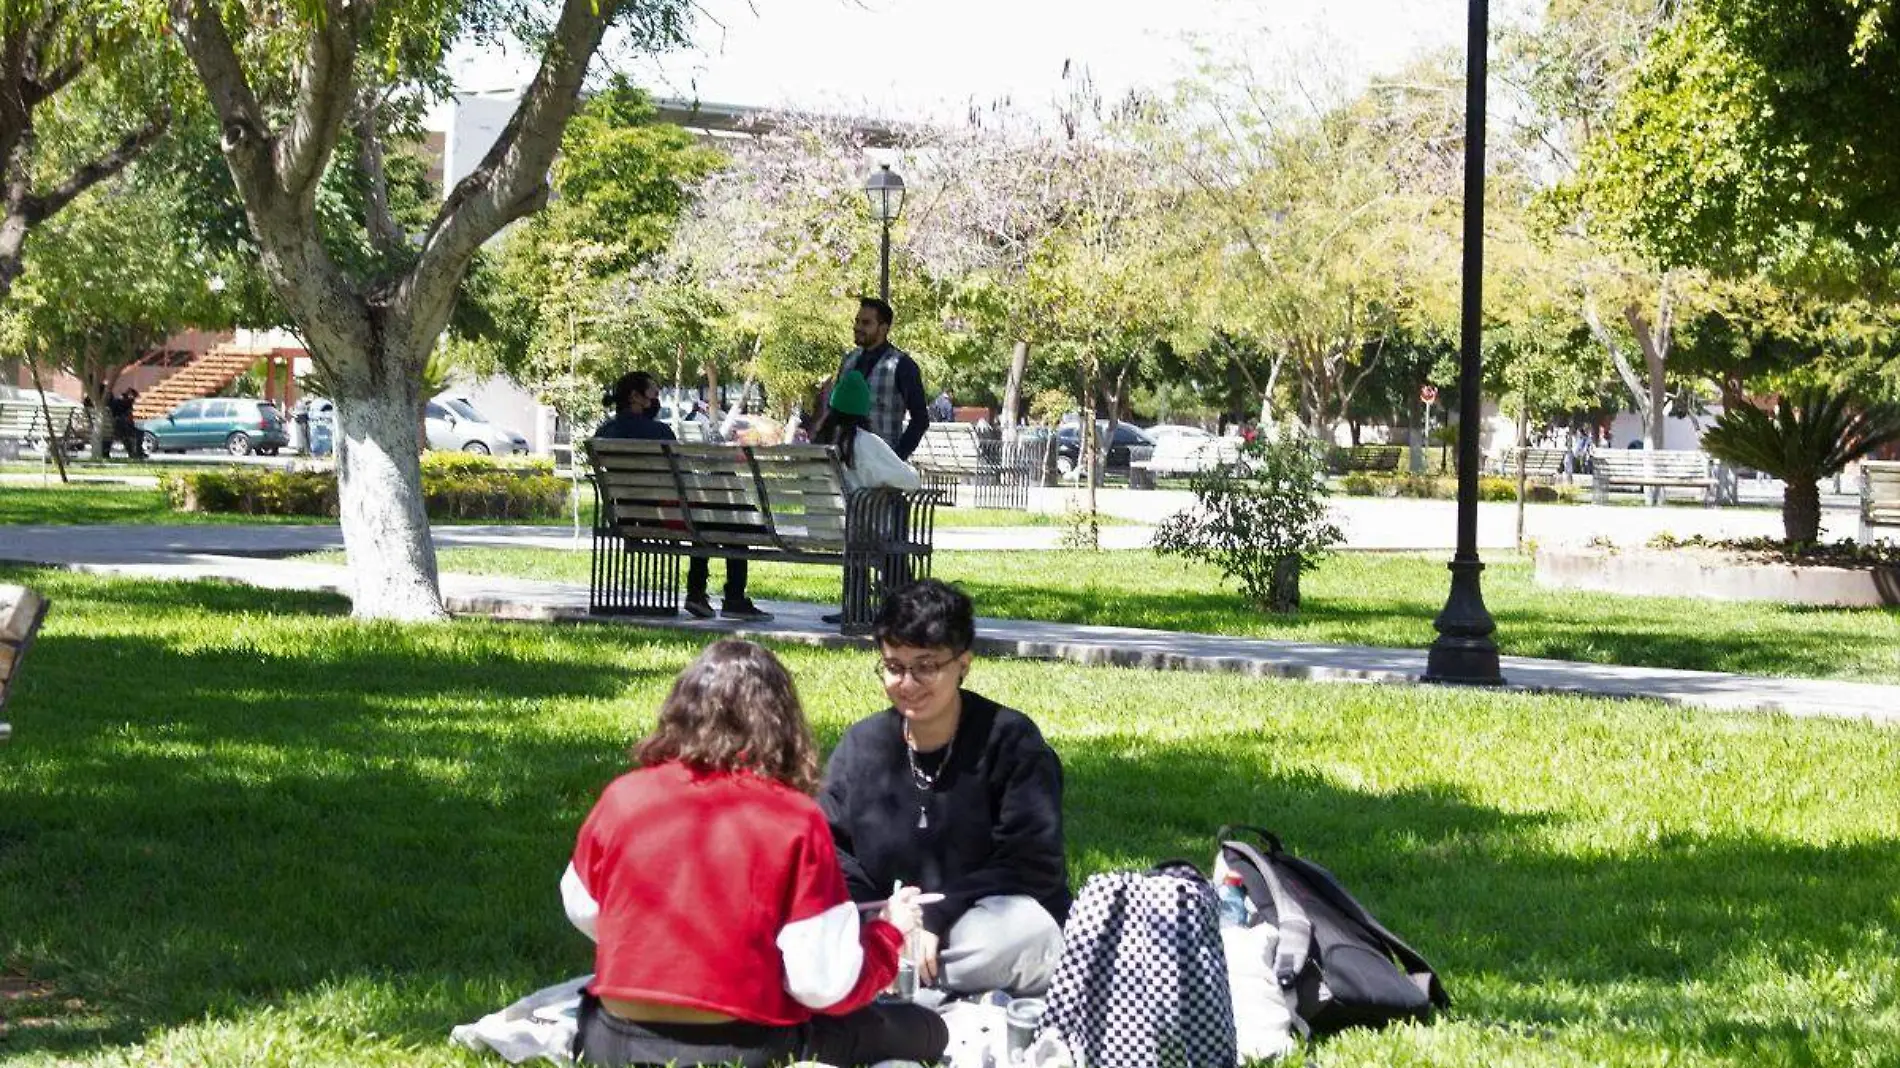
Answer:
[{"xmin": 1217, "ymin": 826, "xmax": 1449, "ymax": 1037}]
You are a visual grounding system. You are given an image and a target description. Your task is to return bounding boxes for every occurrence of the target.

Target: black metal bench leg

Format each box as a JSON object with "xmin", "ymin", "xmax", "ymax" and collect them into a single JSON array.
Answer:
[{"xmin": 591, "ymin": 535, "xmax": 681, "ymax": 617}]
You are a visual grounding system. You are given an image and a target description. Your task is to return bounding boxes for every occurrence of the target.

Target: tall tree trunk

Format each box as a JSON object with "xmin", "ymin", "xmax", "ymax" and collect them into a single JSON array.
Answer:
[
  {"xmin": 335, "ymin": 371, "xmax": 443, "ymax": 620},
  {"xmin": 1002, "ymin": 339, "xmax": 1029, "ymax": 441},
  {"xmin": 1515, "ymin": 406, "xmax": 1530, "ymax": 551},
  {"xmin": 1079, "ymin": 363, "xmax": 1101, "ymax": 550},
  {"xmin": 1782, "ymin": 475, "xmax": 1822, "ymax": 544},
  {"xmin": 85, "ymin": 359, "xmax": 109, "ymax": 461}
]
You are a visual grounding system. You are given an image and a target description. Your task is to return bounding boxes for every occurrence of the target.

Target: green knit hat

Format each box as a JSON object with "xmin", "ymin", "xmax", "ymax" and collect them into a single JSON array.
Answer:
[{"xmin": 828, "ymin": 370, "xmax": 873, "ymax": 418}]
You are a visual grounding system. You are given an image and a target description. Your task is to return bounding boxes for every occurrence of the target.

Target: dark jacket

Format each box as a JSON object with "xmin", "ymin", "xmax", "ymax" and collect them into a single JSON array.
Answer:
[
  {"xmin": 592, "ymin": 410, "xmax": 675, "ymax": 442},
  {"xmin": 819, "ymin": 691, "xmax": 1071, "ymax": 937}
]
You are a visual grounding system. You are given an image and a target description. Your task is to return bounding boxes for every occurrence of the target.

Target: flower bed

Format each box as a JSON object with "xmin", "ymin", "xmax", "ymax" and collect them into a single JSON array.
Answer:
[{"xmin": 1536, "ymin": 537, "xmax": 1900, "ymax": 607}]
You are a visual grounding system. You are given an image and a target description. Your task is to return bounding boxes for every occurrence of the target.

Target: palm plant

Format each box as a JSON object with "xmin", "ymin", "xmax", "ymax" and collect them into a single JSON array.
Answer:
[{"xmin": 1701, "ymin": 388, "xmax": 1900, "ymax": 543}]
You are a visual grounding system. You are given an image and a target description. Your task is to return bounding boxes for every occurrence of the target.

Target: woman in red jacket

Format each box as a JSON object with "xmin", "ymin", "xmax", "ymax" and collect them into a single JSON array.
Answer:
[{"xmin": 563, "ymin": 639, "xmax": 949, "ymax": 1067}]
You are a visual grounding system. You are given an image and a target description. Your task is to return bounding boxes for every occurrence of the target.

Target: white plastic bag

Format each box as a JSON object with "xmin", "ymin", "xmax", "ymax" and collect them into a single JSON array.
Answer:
[
  {"xmin": 1221, "ymin": 925, "xmax": 1295, "ymax": 1061},
  {"xmin": 449, "ymin": 975, "xmax": 589, "ymax": 1064}
]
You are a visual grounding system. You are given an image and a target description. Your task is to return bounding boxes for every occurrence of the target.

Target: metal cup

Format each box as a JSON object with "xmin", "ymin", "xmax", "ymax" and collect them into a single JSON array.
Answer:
[
  {"xmin": 1004, "ymin": 997, "xmax": 1047, "ymax": 1062},
  {"xmin": 894, "ymin": 956, "xmax": 918, "ymax": 1001}
]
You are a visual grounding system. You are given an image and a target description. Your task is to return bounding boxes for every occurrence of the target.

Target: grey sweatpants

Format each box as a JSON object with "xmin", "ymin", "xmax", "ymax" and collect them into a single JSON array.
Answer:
[{"xmin": 937, "ymin": 895, "xmax": 1065, "ymax": 996}]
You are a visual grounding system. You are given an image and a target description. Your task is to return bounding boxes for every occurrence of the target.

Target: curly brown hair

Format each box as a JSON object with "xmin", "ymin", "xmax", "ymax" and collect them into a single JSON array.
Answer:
[{"xmin": 633, "ymin": 640, "xmax": 820, "ymax": 795}]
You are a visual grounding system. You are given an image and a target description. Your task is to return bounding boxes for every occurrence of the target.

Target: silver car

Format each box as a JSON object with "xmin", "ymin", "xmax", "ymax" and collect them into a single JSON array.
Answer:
[{"xmin": 424, "ymin": 395, "xmax": 529, "ymax": 455}]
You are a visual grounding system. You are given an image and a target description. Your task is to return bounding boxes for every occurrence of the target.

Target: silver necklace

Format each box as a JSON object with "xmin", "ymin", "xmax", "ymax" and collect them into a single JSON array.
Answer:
[{"xmin": 903, "ymin": 720, "xmax": 957, "ymax": 830}]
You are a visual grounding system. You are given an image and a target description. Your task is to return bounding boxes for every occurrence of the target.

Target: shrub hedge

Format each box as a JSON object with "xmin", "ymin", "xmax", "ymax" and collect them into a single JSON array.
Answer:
[
  {"xmin": 1335, "ymin": 472, "xmax": 1572, "ymax": 503},
  {"xmin": 162, "ymin": 455, "xmax": 568, "ymax": 520}
]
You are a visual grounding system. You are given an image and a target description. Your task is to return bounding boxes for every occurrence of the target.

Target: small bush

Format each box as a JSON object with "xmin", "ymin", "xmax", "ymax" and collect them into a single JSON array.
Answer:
[
  {"xmin": 162, "ymin": 470, "xmax": 339, "ymax": 516},
  {"xmin": 1479, "ymin": 476, "xmax": 1519, "ymax": 502},
  {"xmin": 421, "ymin": 452, "xmax": 554, "ymax": 477},
  {"xmin": 163, "ymin": 462, "xmax": 567, "ymax": 520},
  {"xmin": 1154, "ymin": 428, "xmax": 1344, "ymax": 612},
  {"xmin": 1527, "ymin": 484, "xmax": 1563, "ymax": 504},
  {"xmin": 1341, "ymin": 473, "xmax": 1379, "ymax": 497},
  {"xmin": 1394, "ymin": 473, "xmax": 1443, "ymax": 498}
]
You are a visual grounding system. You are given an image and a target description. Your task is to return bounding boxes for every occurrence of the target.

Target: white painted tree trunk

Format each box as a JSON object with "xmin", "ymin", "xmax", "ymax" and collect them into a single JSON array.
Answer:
[{"xmin": 334, "ymin": 385, "xmax": 444, "ymax": 620}]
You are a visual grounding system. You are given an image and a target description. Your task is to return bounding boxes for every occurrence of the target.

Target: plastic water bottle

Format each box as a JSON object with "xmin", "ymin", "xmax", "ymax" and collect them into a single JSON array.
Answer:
[{"xmin": 1218, "ymin": 870, "xmax": 1248, "ymax": 927}]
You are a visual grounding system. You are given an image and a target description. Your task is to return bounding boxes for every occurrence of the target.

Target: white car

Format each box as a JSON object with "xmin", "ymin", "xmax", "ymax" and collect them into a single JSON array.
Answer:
[
  {"xmin": 1144, "ymin": 424, "xmax": 1215, "ymax": 444},
  {"xmin": 425, "ymin": 395, "xmax": 529, "ymax": 455}
]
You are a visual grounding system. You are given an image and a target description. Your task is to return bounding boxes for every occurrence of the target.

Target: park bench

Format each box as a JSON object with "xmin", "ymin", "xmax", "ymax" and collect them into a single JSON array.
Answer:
[
  {"xmin": 909, "ymin": 423, "xmax": 1044, "ymax": 509},
  {"xmin": 1862, "ymin": 461, "xmax": 1900, "ymax": 542},
  {"xmin": 1340, "ymin": 445, "xmax": 1403, "ymax": 473},
  {"xmin": 1129, "ymin": 436, "xmax": 1246, "ymax": 489},
  {"xmin": 1, "ymin": 585, "xmax": 51, "ymax": 744},
  {"xmin": 0, "ymin": 399, "xmax": 48, "ymax": 460},
  {"xmin": 586, "ymin": 439, "xmax": 939, "ymax": 635},
  {"xmin": 1591, "ymin": 449, "xmax": 1715, "ymax": 505},
  {"xmin": 0, "ymin": 392, "xmax": 83, "ymax": 460},
  {"xmin": 1500, "ymin": 447, "xmax": 1569, "ymax": 483}
]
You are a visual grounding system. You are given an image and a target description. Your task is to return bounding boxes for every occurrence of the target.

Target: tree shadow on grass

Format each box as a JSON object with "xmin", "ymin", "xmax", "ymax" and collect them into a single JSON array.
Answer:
[
  {"xmin": 2, "ymin": 610, "xmax": 1893, "ymax": 1062},
  {"xmin": 934, "ymin": 575, "xmax": 1900, "ymax": 681},
  {"xmin": 0, "ymin": 623, "xmax": 720, "ymax": 1058},
  {"xmin": 1057, "ymin": 735, "xmax": 1900, "ymax": 1057}
]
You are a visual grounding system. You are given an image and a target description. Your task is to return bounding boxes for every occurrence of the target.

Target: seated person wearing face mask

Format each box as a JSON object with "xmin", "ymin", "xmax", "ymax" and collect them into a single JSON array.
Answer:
[{"xmin": 593, "ymin": 371, "xmax": 772, "ymax": 622}]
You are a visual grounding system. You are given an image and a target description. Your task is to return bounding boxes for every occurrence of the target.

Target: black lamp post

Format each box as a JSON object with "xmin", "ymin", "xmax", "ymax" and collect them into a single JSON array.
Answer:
[
  {"xmin": 1425, "ymin": 0, "xmax": 1505, "ymax": 685},
  {"xmin": 863, "ymin": 164, "xmax": 906, "ymax": 303}
]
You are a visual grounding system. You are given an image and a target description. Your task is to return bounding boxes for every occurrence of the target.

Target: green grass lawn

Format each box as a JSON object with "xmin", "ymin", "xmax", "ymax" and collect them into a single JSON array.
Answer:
[
  {"xmin": 0, "ymin": 566, "xmax": 1894, "ymax": 1066},
  {"xmin": 0, "ymin": 484, "xmax": 316, "ymax": 526},
  {"xmin": 0, "ymin": 481, "xmax": 1098, "ymax": 531},
  {"xmin": 398, "ymin": 547, "xmax": 1900, "ymax": 685}
]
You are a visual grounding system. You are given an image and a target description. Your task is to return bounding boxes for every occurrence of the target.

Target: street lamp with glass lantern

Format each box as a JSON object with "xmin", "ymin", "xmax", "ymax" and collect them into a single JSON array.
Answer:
[{"xmin": 863, "ymin": 164, "xmax": 905, "ymax": 303}]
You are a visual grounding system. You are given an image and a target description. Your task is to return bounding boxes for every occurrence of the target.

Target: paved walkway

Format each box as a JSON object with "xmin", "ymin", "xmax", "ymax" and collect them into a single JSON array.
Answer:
[
  {"xmin": 7, "ymin": 524, "xmax": 1894, "ymax": 725},
  {"xmin": 0, "ymin": 522, "xmax": 1157, "ymax": 560}
]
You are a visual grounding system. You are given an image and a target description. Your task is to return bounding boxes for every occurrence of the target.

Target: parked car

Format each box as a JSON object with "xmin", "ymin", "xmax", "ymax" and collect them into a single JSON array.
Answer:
[
  {"xmin": 1144, "ymin": 423, "xmax": 1215, "ymax": 445},
  {"xmin": 138, "ymin": 397, "xmax": 290, "ymax": 456},
  {"xmin": 1055, "ymin": 421, "xmax": 1154, "ymax": 476},
  {"xmin": 425, "ymin": 395, "xmax": 529, "ymax": 455}
]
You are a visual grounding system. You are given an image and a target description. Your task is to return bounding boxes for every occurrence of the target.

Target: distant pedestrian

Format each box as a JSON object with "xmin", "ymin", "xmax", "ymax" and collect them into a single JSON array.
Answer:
[
  {"xmin": 107, "ymin": 390, "xmax": 144, "ymax": 459},
  {"xmin": 929, "ymin": 389, "xmax": 955, "ymax": 423},
  {"xmin": 820, "ymin": 297, "xmax": 929, "ymax": 461}
]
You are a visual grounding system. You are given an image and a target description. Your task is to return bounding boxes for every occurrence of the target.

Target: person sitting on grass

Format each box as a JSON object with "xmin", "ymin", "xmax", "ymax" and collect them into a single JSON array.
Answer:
[
  {"xmin": 593, "ymin": 370, "xmax": 771, "ymax": 622},
  {"xmin": 561, "ymin": 639, "xmax": 948, "ymax": 1068},
  {"xmin": 821, "ymin": 581, "xmax": 1071, "ymax": 998}
]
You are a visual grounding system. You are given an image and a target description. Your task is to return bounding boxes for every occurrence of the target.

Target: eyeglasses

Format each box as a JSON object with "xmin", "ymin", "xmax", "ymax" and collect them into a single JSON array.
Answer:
[{"xmin": 877, "ymin": 658, "xmax": 952, "ymax": 684}]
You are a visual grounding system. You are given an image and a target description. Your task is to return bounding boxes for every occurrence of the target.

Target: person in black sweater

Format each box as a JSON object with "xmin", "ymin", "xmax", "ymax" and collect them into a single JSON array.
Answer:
[
  {"xmin": 819, "ymin": 580, "xmax": 1070, "ymax": 997},
  {"xmin": 593, "ymin": 371, "xmax": 771, "ymax": 622}
]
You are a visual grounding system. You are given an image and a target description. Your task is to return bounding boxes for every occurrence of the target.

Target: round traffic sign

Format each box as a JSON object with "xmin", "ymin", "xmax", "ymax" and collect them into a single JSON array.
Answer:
[{"xmin": 1420, "ymin": 384, "xmax": 1439, "ymax": 404}]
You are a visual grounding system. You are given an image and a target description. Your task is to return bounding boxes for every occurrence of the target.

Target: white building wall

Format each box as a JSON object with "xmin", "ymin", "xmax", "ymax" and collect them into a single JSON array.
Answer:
[
  {"xmin": 442, "ymin": 91, "xmax": 564, "ymax": 452},
  {"xmin": 1608, "ymin": 408, "xmax": 1718, "ymax": 450}
]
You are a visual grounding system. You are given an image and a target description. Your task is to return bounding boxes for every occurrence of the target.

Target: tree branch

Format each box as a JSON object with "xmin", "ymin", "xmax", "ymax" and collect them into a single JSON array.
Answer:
[
  {"xmin": 275, "ymin": 1, "xmax": 367, "ymax": 202},
  {"xmin": 169, "ymin": 0, "xmax": 273, "ymax": 187},
  {"xmin": 19, "ymin": 112, "xmax": 170, "ymax": 227},
  {"xmin": 1583, "ymin": 294, "xmax": 1649, "ymax": 417},
  {"xmin": 402, "ymin": 0, "xmax": 619, "ymax": 346},
  {"xmin": 354, "ymin": 88, "xmax": 405, "ymax": 254}
]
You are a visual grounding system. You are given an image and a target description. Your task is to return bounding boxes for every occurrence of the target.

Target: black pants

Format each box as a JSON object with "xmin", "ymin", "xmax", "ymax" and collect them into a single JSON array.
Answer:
[
  {"xmin": 686, "ymin": 557, "xmax": 748, "ymax": 602},
  {"xmin": 573, "ymin": 995, "xmax": 947, "ymax": 1068}
]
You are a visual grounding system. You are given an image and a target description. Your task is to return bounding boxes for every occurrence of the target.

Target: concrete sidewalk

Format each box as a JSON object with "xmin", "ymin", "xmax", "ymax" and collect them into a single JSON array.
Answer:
[
  {"xmin": 0, "ymin": 522, "xmax": 1156, "ymax": 561},
  {"xmin": 28, "ymin": 544, "xmax": 1899, "ymax": 726}
]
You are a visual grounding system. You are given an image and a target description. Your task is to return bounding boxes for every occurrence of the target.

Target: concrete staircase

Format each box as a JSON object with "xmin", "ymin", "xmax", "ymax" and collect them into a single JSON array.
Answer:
[{"xmin": 133, "ymin": 345, "xmax": 274, "ymax": 419}]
